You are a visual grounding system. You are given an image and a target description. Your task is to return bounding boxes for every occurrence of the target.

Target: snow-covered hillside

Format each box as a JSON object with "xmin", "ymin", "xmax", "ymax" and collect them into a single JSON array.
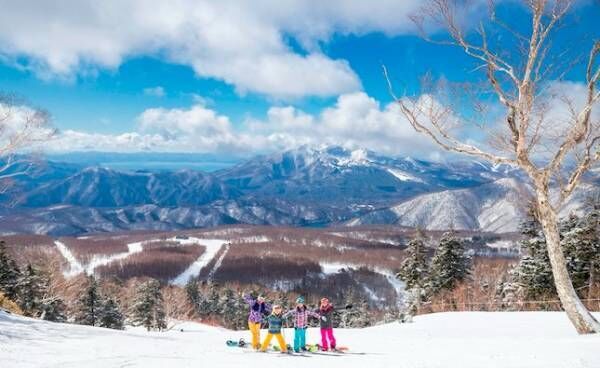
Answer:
[
  {"xmin": 1, "ymin": 310, "xmax": 598, "ymax": 368},
  {"xmin": 349, "ymin": 178, "xmax": 531, "ymax": 232}
]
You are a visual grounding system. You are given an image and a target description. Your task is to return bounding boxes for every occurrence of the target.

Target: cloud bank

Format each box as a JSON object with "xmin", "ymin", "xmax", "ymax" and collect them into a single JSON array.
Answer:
[
  {"xmin": 0, "ymin": 0, "xmax": 431, "ymax": 99},
  {"xmin": 48, "ymin": 92, "xmax": 441, "ymax": 159}
]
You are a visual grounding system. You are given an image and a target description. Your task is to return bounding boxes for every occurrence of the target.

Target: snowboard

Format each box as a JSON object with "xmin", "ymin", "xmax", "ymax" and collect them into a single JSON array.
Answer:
[{"xmin": 226, "ymin": 338, "xmax": 248, "ymax": 348}]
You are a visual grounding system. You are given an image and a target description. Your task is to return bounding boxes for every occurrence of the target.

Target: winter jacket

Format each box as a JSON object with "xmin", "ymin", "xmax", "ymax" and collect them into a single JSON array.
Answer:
[
  {"xmin": 317, "ymin": 304, "xmax": 335, "ymax": 329},
  {"xmin": 283, "ymin": 305, "xmax": 319, "ymax": 328},
  {"xmin": 265, "ymin": 313, "xmax": 285, "ymax": 334},
  {"xmin": 244, "ymin": 295, "xmax": 271, "ymax": 323}
]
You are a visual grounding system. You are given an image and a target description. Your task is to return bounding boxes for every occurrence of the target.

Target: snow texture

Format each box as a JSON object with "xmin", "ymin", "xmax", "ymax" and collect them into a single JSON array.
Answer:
[{"xmin": 1, "ymin": 310, "xmax": 599, "ymax": 368}]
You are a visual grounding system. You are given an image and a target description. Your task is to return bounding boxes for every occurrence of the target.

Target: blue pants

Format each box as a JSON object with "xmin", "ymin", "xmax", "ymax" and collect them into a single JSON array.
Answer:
[{"xmin": 293, "ymin": 328, "xmax": 306, "ymax": 352}]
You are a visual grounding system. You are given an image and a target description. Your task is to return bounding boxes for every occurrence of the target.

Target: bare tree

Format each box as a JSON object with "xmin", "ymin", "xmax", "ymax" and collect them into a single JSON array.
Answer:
[
  {"xmin": 385, "ymin": 0, "xmax": 600, "ymax": 333},
  {"xmin": 0, "ymin": 94, "xmax": 55, "ymax": 195}
]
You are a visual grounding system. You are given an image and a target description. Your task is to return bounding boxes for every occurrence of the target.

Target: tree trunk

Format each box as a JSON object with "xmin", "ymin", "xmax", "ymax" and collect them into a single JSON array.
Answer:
[{"xmin": 535, "ymin": 188, "xmax": 600, "ymax": 334}]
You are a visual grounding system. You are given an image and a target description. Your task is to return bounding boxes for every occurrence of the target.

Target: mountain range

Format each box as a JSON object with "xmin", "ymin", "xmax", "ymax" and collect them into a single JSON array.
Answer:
[{"xmin": 0, "ymin": 146, "xmax": 595, "ymax": 235}]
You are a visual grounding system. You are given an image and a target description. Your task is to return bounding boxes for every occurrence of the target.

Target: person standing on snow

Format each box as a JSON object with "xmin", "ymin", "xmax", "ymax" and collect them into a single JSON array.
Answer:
[
  {"xmin": 243, "ymin": 293, "xmax": 271, "ymax": 350},
  {"xmin": 260, "ymin": 304, "xmax": 288, "ymax": 353},
  {"xmin": 282, "ymin": 296, "xmax": 320, "ymax": 352},
  {"xmin": 317, "ymin": 297, "xmax": 337, "ymax": 351}
]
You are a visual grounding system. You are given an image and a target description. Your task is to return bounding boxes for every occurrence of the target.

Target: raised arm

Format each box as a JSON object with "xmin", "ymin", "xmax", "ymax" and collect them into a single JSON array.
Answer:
[
  {"xmin": 282, "ymin": 310, "xmax": 294, "ymax": 319},
  {"xmin": 243, "ymin": 294, "xmax": 255, "ymax": 306}
]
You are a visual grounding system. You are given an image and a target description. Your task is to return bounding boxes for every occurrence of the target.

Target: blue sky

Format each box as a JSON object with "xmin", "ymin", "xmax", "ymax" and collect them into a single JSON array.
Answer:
[{"xmin": 0, "ymin": 0, "xmax": 598, "ymax": 159}]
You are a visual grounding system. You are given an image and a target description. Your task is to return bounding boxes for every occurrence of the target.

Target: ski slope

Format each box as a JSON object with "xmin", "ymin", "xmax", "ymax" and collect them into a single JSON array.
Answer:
[
  {"xmin": 171, "ymin": 238, "xmax": 228, "ymax": 286},
  {"xmin": 55, "ymin": 240, "xmax": 145, "ymax": 277},
  {"xmin": 1, "ymin": 310, "xmax": 598, "ymax": 368}
]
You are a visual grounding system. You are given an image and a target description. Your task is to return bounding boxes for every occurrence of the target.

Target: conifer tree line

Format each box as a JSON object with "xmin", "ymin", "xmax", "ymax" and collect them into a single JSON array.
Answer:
[
  {"xmin": 184, "ymin": 278, "xmax": 375, "ymax": 330},
  {"xmin": 397, "ymin": 204, "xmax": 600, "ymax": 314},
  {"xmin": 0, "ymin": 241, "xmax": 67, "ymax": 321},
  {"xmin": 500, "ymin": 205, "xmax": 600, "ymax": 303},
  {"xmin": 0, "ymin": 241, "xmax": 167, "ymax": 331},
  {"xmin": 396, "ymin": 230, "xmax": 473, "ymax": 310}
]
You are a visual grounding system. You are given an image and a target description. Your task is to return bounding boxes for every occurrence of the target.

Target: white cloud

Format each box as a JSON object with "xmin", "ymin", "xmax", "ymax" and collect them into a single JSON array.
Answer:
[
  {"xmin": 46, "ymin": 92, "xmax": 442, "ymax": 158},
  {"xmin": 143, "ymin": 86, "xmax": 165, "ymax": 97},
  {"xmin": 0, "ymin": 0, "xmax": 436, "ymax": 98}
]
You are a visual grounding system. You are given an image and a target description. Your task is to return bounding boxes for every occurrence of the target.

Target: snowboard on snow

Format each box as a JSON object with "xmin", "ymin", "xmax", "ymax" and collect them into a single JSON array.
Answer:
[{"xmin": 226, "ymin": 338, "xmax": 248, "ymax": 348}]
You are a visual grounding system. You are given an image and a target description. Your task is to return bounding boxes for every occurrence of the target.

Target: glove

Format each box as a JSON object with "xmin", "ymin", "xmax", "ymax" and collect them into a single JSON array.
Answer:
[{"xmin": 321, "ymin": 316, "xmax": 327, "ymax": 321}]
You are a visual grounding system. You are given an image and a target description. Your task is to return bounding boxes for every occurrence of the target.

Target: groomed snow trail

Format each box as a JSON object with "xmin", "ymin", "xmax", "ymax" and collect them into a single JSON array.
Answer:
[
  {"xmin": 54, "ymin": 241, "xmax": 84, "ymax": 277},
  {"xmin": 1, "ymin": 311, "xmax": 599, "ymax": 368},
  {"xmin": 55, "ymin": 240, "xmax": 145, "ymax": 277},
  {"xmin": 171, "ymin": 238, "xmax": 228, "ymax": 286},
  {"xmin": 207, "ymin": 243, "xmax": 231, "ymax": 282}
]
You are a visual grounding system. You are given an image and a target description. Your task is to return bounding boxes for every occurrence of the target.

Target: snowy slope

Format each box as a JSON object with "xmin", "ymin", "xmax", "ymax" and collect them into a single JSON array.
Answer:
[
  {"xmin": 171, "ymin": 238, "xmax": 228, "ymax": 286},
  {"xmin": 1, "ymin": 310, "xmax": 598, "ymax": 368},
  {"xmin": 349, "ymin": 178, "xmax": 531, "ymax": 232}
]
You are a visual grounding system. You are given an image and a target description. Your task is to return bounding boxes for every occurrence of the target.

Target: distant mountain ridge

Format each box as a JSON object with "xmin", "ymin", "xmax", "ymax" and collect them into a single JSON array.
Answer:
[{"xmin": 0, "ymin": 146, "xmax": 594, "ymax": 235}]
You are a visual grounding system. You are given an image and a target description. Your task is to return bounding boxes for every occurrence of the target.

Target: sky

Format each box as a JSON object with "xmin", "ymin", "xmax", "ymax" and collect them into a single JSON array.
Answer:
[{"xmin": 0, "ymin": 0, "xmax": 598, "ymax": 160}]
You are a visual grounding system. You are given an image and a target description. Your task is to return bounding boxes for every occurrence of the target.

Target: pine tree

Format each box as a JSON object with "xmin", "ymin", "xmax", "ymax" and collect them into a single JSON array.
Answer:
[
  {"xmin": 40, "ymin": 297, "xmax": 67, "ymax": 322},
  {"xmin": 220, "ymin": 288, "xmax": 238, "ymax": 329},
  {"xmin": 428, "ymin": 232, "xmax": 471, "ymax": 293},
  {"xmin": 98, "ymin": 297, "xmax": 124, "ymax": 330},
  {"xmin": 397, "ymin": 234, "xmax": 429, "ymax": 289},
  {"xmin": 74, "ymin": 275, "xmax": 103, "ymax": 326},
  {"xmin": 509, "ymin": 208, "xmax": 554, "ymax": 299},
  {"xmin": 185, "ymin": 278, "xmax": 200, "ymax": 309},
  {"xmin": 130, "ymin": 279, "xmax": 166, "ymax": 331},
  {"xmin": 207, "ymin": 282, "xmax": 221, "ymax": 315},
  {"xmin": 16, "ymin": 264, "xmax": 46, "ymax": 317},
  {"xmin": 560, "ymin": 212, "xmax": 600, "ymax": 292},
  {"xmin": 0, "ymin": 241, "xmax": 21, "ymax": 300}
]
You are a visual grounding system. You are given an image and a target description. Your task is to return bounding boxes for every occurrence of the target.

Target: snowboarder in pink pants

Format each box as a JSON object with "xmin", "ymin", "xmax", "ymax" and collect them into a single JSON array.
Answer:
[{"xmin": 317, "ymin": 297, "xmax": 336, "ymax": 351}]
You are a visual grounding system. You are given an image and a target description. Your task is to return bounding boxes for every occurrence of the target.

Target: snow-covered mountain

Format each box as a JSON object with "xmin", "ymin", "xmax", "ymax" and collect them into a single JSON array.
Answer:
[
  {"xmin": 347, "ymin": 178, "xmax": 532, "ymax": 232},
  {"xmin": 0, "ymin": 146, "xmax": 594, "ymax": 235}
]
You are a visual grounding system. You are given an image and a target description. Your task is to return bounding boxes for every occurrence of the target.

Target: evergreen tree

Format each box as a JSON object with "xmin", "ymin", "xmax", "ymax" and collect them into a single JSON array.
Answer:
[
  {"xmin": 221, "ymin": 288, "xmax": 236, "ymax": 317},
  {"xmin": 197, "ymin": 288, "xmax": 212, "ymax": 317},
  {"xmin": 130, "ymin": 279, "xmax": 166, "ymax": 331},
  {"xmin": 185, "ymin": 278, "xmax": 200, "ymax": 309},
  {"xmin": 207, "ymin": 282, "xmax": 221, "ymax": 315},
  {"xmin": 74, "ymin": 275, "xmax": 103, "ymax": 326},
  {"xmin": 16, "ymin": 264, "xmax": 46, "ymax": 317},
  {"xmin": 510, "ymin": 209, "xmax": 600, "ymax": 300},
  {"xmin": 0, "ymin": 241, "xmax": 21, "ymax": 300},
  {"xmin": 397, "ymin": 233, "xmax": 429, "ymax": 289},
  {"xmin": 509, "ymin": 209, "xmax": 554, "ymax": 299},
  {"xmin": 560, "ymin": 212, "xmax": 600, "ymax": 291},
  {"xmin": 40, "ymin": 297, "xmax": 67, "ymax": 322},
  {"xmin": 98, "ymin": 297, "xmax": 124, "ymax": 330},
  {"xmin": 428, "ymin": 232, "xmax": 471, "ymax": 293}
]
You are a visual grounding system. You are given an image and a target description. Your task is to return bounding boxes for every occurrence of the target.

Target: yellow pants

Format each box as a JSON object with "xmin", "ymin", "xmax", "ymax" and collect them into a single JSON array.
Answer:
[
  {"xmin": 248, "ymin": 322, "xmax": 261, "ymax": 349},
  {"xmin": 260, "ymin": 332, "xmax": 287, "ymax": 352}
]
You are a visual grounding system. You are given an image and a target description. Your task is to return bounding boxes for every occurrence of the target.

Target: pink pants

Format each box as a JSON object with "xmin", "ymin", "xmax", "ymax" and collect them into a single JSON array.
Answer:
[{"xmin": 320, "ymin": 328, "xmax": 336, "ymax": 350}]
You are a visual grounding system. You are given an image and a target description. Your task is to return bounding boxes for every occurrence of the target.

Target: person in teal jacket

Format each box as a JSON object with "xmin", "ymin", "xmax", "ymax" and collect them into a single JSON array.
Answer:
[{"xmin": 260, "ymin": 304, "xmax": 287, "ymax": 353}]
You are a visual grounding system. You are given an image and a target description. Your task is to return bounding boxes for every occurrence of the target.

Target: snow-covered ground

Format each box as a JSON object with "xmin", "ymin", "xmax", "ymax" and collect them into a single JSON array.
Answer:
[
  {"xmin": 1, "ymin": 310, "xmax": 599, "ymax": 368},
  {"xmin": 171, "ymin": 238, "xmax": 228, "ymax": 286}
]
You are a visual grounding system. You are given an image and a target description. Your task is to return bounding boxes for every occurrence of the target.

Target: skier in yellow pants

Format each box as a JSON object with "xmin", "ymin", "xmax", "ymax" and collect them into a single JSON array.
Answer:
[
  {"xmin": 243, "ymin": 294, "xmax": 271, "ymax": 349},
  {"xmin": 260, "ymin": 305, "xmax": 288, "ymax": 353}
]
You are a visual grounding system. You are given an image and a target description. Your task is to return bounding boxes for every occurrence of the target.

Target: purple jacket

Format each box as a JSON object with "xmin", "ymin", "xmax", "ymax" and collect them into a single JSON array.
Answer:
[
  {"xmin": 244, "ymin": 295, "xmax": 271, "ymax": 323},
  {"xmin": 283, "ymin": 306, "xmax": 319, "ymax": 328}
]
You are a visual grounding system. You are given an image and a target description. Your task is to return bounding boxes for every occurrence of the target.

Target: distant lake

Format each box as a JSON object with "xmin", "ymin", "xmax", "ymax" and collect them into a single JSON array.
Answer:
[{"xmin": 47, "ymin": 152, "xmax": 241, "ymax": 172}]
